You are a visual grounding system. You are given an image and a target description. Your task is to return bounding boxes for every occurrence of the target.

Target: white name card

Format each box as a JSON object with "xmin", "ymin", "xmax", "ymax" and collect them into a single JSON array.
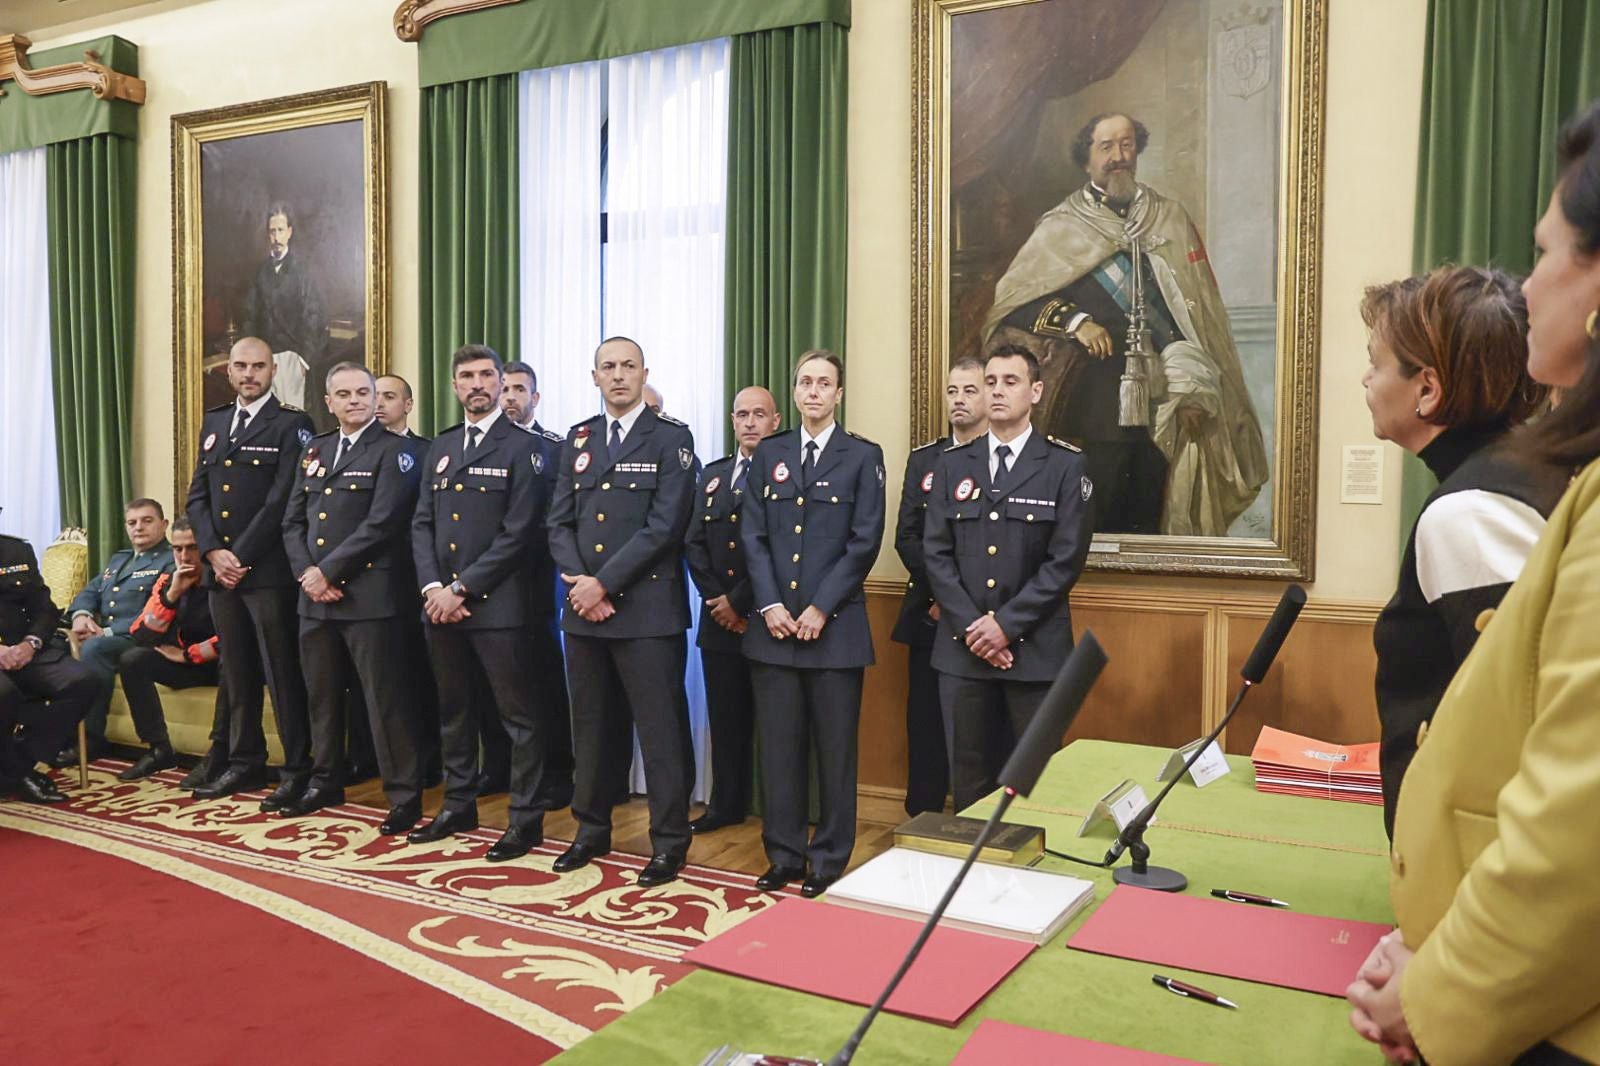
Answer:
[
  {"xmin": 1157, "ymin": 738, "xmax": 1231, "ymax": 789},
  {"xmin": 1078, "ymin": 778, "xmax": 1154, "ymax": 837}
]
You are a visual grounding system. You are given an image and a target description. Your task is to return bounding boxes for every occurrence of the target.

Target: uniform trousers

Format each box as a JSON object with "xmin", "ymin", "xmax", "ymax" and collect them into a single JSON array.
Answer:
[
  {"xmin": 938, "ymin": 673, "xmax": 1049, "ymax": 812},
  {"xmin": 528, "ymin": 615, "xmax": 575, "ymax": 807},
  {"xmin": 426, "ymin": 623, "xmax": 548, "ymax": 829},
  {"xmin": 115, "ymin": 647, "xmax": 219, "ymax": 747},
  {"xmin": 750, "ymin": 663, "xmax": 863, "ymax": 879},
  {"xmin": 700, "ymin": 648, "xmax": 754, "ymax": 819},
  {"xmin": 77, "ymin": 633, "xmax": 136, "ymax": 740},
  {"xmin": 903, "ymin": 640, "xmax": 949, "ymax": 816},
  {"xmin": 210, "ymin": 585, "xmax": 310, "ymax": 779},
  {"xmin": 302, "ymin": 616, "xmax": 421, "ymax": 808},
  {"xmin": 0, "ymin": 655, "xmax": 94, "ymax": 778},
  {"xmin": 565, "ymin": 633, "xmax": 692, "ymax": 860}
]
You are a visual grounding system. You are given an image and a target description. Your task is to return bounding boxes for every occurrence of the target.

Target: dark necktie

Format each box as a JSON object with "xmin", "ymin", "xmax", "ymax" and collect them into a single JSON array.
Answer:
[
  {"xmin": 607, "ymin": 420, "xmax": 623, "ymax": 465},
  {"xmin": 732, "ymin": 458, "xmax": 748, "ymax": 491},
  {"xmin": 466, "ymin": 425, "xmax": 482, "ymax": 453},
  {"xmin": 994, "ymin": 443, "xmax": 1012, "ymax": 482},
  {"xmin": 334, "ymin": 438, "xmax": 348, "ymax": 469},
  {"xmin": 231, "ymin": 407, "xmax": 251, "ymax": 441},
  {"xmin": 802, "ymin": 441, "xmax": 818, "ymax": 486}
]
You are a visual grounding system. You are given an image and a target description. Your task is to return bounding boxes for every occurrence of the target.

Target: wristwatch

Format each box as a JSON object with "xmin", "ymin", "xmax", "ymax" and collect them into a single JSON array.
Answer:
[
  {"xmin": 449, "ymin": 579, "xmax": 469, "ymax": 598},
  {"xmin": 24, "ymin": 635, "xmax": 44, "ymax": 651}
]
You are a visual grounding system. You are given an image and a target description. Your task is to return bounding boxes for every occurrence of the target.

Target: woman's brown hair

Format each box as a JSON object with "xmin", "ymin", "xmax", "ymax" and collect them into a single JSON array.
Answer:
[
  {"xmin": 1516, "ymin": 100, "xmax": 1600, "ymax": 469},
  {"xmin": 1360, "ymin": 265, "xmax": 1545, "ymax": 431}
]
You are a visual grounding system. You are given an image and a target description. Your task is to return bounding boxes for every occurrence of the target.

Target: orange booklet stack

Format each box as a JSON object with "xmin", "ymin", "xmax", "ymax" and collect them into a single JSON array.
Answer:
[{"xmin": 1249, "ymin": 726, "xmax": 1383, "ymax": 804}]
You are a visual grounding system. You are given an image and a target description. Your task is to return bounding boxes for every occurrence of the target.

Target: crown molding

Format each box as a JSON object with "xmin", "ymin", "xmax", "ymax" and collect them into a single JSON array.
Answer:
[{"xmin": 393, "ymin": 0, "xmax": 522, "ymax": 43}]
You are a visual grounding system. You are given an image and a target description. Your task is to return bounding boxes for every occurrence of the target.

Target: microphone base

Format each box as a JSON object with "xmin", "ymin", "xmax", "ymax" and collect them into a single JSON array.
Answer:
[{"xmin": 1112, "ymin": 864, "xmax": 1188, "ymax": 893}]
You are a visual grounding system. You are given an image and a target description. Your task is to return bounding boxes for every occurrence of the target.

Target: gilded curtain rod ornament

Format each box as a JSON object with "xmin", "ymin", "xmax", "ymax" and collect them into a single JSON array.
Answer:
[
  {"xmin": 0, "ymin": 34, "xmax": 147, "ymax": 104},
  {"xmin": 393, "ymin": 0, "xmax": 523, "ymax": 43}
]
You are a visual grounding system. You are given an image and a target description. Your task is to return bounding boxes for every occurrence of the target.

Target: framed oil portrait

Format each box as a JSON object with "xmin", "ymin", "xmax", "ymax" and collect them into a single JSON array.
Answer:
[
  {"xmin": 912, "ymin": 0, "xmax": 1326, "ymax": 578},
  {"xmin": 171, "ymin": 81, "xmax": 388, "ymax": 497}
]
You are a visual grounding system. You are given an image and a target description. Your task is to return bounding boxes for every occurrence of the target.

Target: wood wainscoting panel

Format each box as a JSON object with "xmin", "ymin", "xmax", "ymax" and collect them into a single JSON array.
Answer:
[
  {"xmin": 858, "ymin": 590, "xmax": 912, "ymax": 792},
  {"xmin": 1066, "ymin": 598, "xmax": 1207, "ymax": 749}
]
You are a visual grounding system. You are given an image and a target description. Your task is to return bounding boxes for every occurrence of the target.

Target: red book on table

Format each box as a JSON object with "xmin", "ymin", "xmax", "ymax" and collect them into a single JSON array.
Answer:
[
  {"xmin": 1066, "ymin": 886, "xmax": 1389, "ymax": 997},
  {"xmin": 952, "ymin": 1020, "xmax": 1213, "ymax": 1064},
  {"xmin": 683, "ymin": 897, "xmax": 1034, "ymax": 1025}
]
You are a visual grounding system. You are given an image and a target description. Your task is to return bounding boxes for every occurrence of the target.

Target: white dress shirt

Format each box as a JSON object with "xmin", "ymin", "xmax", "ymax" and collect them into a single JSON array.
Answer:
[{"xmin": 987, "ymin": 424, "xmax": 1033, "ymax": 483}]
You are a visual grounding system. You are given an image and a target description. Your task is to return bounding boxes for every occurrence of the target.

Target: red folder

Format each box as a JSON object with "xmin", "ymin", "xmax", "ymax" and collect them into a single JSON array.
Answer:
[
  {"xmin": 952, "ymin": 1020, "xmax": 1213, "ymax": 1064},
  {"xmin": 1066, "ymin": 886, "xmax": 1388, "ymax": 997},
  {"xmin": 683, "ymin": 897, "xmax": 1034, "ymax": 1025}
]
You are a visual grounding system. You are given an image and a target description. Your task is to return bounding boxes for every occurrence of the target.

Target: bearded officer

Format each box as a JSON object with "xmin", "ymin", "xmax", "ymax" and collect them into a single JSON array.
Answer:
[{"xmin": 923, "ymin": 344, "xmax": 1093, "ymax": 810}]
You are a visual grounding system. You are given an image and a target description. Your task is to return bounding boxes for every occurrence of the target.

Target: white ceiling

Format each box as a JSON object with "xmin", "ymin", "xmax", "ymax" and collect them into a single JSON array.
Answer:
[{"xmin": 3, "ymin": 0, "xmax": 204, "ymax": 38}]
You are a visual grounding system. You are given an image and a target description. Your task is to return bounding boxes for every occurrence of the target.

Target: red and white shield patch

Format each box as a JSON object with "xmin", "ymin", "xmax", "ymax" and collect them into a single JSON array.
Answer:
[
  {"xmin": 955, "ymin": 477, "xmax": 976, "ymax": 501},
  {"xmin": 704, "ymin": 476, "xmax": 721, "ymax": 495},
  {"xmin": 773, "ymin": 461, "xmax": 790, "ymax": 484},
  {"xmin": 920, "ymin": 470, "xmax": 934, "ymax": 494},
  {"xmin": 574, "ymin": 452, "xmax": 592, "ymax": 474},
  {"xmin": 435, "ymin": 455, "xmax": 449, "ymax": 474},
  {"xmin": 203, "ymin": 433, "xmax": 217, "ymax": 452}
]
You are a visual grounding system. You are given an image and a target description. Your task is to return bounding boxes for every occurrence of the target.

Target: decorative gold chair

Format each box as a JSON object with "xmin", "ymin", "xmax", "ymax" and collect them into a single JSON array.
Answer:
[{"xmin": 39, "ymin": 529, "xmax": 91, "ymax": 789}]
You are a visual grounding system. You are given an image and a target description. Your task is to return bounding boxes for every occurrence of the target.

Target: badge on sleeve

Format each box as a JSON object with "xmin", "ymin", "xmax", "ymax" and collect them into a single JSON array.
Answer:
[
  {"xmin": 574, "ymin": 452, "xmax": 592, "ymax": 474},
  {"xmin": 920, "ymin": 471, "xmax": 934, "ymax": 494},
  {"xmin": 955, "ymin": 477, "xmax": 976, "ymax": 501},
  {"xmin": 773, "ymin": 461, "xmax": 791, "ymax": 484},
  {"xmin": 531, "ymin": 451, "xmax": 545, "ymax": 474},
  {"xmin": 298, "ymin": 427, "xmax": 313, "ymax": 446},
  {"xmin": 1081, "ymin": 476, "xmax": 1094, "ymax": 502},
  {"xmin": 435, "ymin": 455, "xmax": 450, "ymax": 474},
  {"xmin": 679, "ymin": 447, "xmax": 694, "ymax": 471},
  {"xmin": 877, "ymin": 463, "xmax": 885, "ymax": 487},
  {"xmin": 203, "ymin": 433, "xmax": 217, "ymax": 452},
  {"xmin": 398, "ymin": 452, "xmax": 415, "ymax": 473},
  {"xmin": 704, "ymin": 476, "xmax": 721, "ymax": 495}
]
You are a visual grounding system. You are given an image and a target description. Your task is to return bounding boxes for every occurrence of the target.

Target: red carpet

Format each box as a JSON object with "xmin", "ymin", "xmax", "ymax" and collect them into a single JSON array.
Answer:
[{"xmin": 0, "ymin": 828, "xmax": 540, "ymax": 1065}]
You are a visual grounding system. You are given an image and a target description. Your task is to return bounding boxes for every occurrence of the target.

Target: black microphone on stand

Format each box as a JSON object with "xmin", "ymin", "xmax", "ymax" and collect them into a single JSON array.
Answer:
[
  {"xmin": 821, "ymin": 632, "xmax": 1109, "ymax": 1066},
  {"xmin": 1103, "ymin": 585, "xmax": 1306, "ymax": 892}
]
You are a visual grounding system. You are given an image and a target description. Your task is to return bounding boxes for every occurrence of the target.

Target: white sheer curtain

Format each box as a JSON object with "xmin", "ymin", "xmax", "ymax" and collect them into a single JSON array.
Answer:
[
  {"xmin": 518, "ymin": 60, "xmax": 604, "ymax": 429},
  {"xmin": 605, "ymin": 39, "xmax": 730, "ymax": 800},
  {"xmin": 0, "ymin": 146, "xmax": 61, "ymax": 553}
]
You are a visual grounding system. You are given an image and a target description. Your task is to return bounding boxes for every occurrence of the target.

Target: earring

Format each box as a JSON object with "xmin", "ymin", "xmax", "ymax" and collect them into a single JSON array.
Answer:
[
  {"xmin": 1415, "ymin": 405, "xmax": 1423, "ymax": 417},
  {"xmin": 1587, "ymin": 308, "xmax": 1599, "ymax": 339}
]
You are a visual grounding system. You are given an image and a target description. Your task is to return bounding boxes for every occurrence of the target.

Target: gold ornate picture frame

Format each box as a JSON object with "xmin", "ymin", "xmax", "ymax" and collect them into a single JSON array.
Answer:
[
  {"xmin": 171, "ymin": 81, "xmax": 389, "ymax": 498},
  {"xmin": 912, "ymin": 0, "xmax": 1326, "ymax": 579}
]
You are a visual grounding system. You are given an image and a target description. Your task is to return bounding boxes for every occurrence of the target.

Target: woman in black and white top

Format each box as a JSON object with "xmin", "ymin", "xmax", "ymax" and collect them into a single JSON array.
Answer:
[{"xmin": 1363, "ymin": 265, "xmax": 1570, "ymax": 838}]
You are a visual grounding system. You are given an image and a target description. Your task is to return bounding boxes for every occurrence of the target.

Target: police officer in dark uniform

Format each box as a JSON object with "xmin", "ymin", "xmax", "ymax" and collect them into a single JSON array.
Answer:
[
  {"xmin": 283, "ymin": 362, "xmax": 424, "ymax": 828},
  {"xmin": 499, "ymin": 361, "xmax": 575, "ymax": 809},
  {"xmin": 548, "ymin": 336, "xmax": 697, "ymax": 887},
  {"xmin": 188, "ymin": 337, "xmax": 315, "ymax": 808},
  {"xmin": 684, "ymin": 386, "xmax": 781, "ymax": 833},
  {"xmin": 924, "ymin": 344, "xmax": 1093, "ymax": 811},
  {"xmin": 0, "ymin": 534, "xmax": 95, "ymax": 803},
  {"xmin": 891, "ymin": 357, "xmax": 989, "ymax": 816},
  {"xmin": 743, "ymin": 350, "xmax": 886, "ymax": 897},
  {"xmin": 409, "ymin": 345, "xmax": 551, "ymax": 863}
]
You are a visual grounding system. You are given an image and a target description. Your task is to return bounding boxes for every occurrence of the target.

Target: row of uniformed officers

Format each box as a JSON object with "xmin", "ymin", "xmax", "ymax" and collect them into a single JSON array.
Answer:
[{"xmin": 183, "ymin": 334, "xmax": 1092, "ymax": 894}]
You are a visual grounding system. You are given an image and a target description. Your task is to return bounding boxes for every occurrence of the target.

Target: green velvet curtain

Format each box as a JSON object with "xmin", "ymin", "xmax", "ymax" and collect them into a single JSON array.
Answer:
[
  {"xmin": 724, "ymin": 22, "xmax": 849, "ymax": 428},
  {"xmin": 0, "ymin": 37, "xmax": 140, "ymax": 154},
  {"xmin": 1402, "ymin": 0, "xmax": 1600, "ymax": 541},
  {"xmin": 418, "ymin": 74, "xmax": 521, "ymax": 434},
  {"xmin": 47, "ymin": 133, "xmax": 136, "ymax": 565}
]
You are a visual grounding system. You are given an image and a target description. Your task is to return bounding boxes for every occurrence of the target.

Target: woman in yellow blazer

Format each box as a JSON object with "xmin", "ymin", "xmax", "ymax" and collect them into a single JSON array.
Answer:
[{"xmin": 1348, "ymin": 101, "xmax": 1600, "ymax": 1065}]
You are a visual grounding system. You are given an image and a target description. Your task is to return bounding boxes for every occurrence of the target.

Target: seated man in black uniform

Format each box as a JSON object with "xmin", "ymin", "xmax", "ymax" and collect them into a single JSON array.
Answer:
[
  {"xmin": 0, "ymin": 533, "xmax": 95, "ymax": 804},
  {"xmin": 117, "ymin": 516, "xmax": 223, "ymax": 781}
]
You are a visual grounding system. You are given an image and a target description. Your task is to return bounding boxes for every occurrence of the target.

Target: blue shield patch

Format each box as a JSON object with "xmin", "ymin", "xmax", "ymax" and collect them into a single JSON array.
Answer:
[
  {"xmin": 298, "ymin": 427, "xmax": 313, "ymax": 446},
  {"xmin": 398, "ymin": 452, "xmax": 415, "ymax": 473}
]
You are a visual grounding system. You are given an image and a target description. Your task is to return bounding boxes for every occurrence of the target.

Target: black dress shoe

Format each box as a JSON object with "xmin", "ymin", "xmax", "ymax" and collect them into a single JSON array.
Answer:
[
  {"xmin": 18, "ymin": 771, "xmax": 67, "ymax": 804},
  {"xmin": 118, "ymin": 745, "xmax": 177, "ymax": 782},
  {"xmin": 486, "ymin": 824, "xmax": 543, "ymax": 863},
  {"xmin": 259, "ymin": 778, "xmax": 309, "ymax": 814},
  {"xmin": 278, "ymin": 786, "xmax": 345, "ymax": 817},
  {"xmin": 689, "ymin": 811, "xmax": 746, "ymax": 834},
  {"xmin": 755, "ymin": 865, "xmax": 805, "ymax": 892},
  {"xmin": 552, "ymin": 841, "xmax": 608, "ymax": 873},
  {"xmin": 191, "ymin": 766, "xmax": 270, "ymax": 800},
  {"xmin": 179, "ymin": 747, "xmax": 227, "ymax": 790},
  {"xmin": 406, "ymin": 806, "xmax": 479, "ymax": 844},
  {"xmin": 800, "ymin": 874, "xmax": 837, "ymax": 899},
  {"xmin": 636, "ymin": 853, "xmax": 686, "ymax": 887},
  {"xmin": 378, "ymin": 803, "xmax": 422, "ymax": 835}
]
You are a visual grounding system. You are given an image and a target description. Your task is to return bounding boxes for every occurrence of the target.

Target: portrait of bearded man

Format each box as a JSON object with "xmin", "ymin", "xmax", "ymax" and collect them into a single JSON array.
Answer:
[{"xmin": 983, "ymin": 112, "xmax": 1268, "ymax": 537}]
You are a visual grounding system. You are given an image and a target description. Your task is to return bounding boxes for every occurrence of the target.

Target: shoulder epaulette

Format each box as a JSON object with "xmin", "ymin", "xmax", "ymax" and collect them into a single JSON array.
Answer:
[
  {"xmin": 911, "ymin": 437, "xmax": 946, "ymax": 453},
  {"xmin": 944, "ymin": 436, "xmax": 980, "ymax": 452},
  {"xmin": 760, "ymin": 428, "xmax": 792, "ymax": 442},
  {"xmin": 509, "ymin": 421, "xmax": 534, "ymax": 433},
  {"xmin": 569, "ymin": 415, "xmax": 603, "ymax": 433},
  {"xmin": 654, "ymin": 411, "xmax": 688, "ymax": 428},
  {"xmin": 846, "ymin": 430, "xmax": 879, "ymax": 446},
  {"xmin": 206, "ymin": 402, "xmax": 235, "ymax": 413},
  {"xmin": 0, "ymin": 532, "xmax": 25, "ymax": 543},
  {"xmin": 310, "ymin": 428, "xmax": 339, "ymax": 441},
  {"xmin": 279, "ymin": 403, "xmax": 304, "ymax": 413},
  {"xmin": 1047, "ymin": 435, "xmax": 1083, "ymax": 452},
  {"xmin": 541, "ymin": 428, "xmax": 563, "ymax": 442}
]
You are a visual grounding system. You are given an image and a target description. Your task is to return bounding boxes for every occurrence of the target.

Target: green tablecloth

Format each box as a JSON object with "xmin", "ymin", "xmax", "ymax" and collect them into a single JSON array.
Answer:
[{"xmin": 552, "ymin": 740, "xmax": 1394, "ymax": 1065}]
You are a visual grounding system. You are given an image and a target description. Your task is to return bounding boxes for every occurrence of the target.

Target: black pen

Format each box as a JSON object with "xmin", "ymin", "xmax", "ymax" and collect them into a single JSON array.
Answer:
[
  {"xmin": 1210, "ymin": 888, "xmax": 1289, "ymax": 908},
  {"xmin": 1153, "ymin": 974, "xmax": 1238, "ymax": 1009}
]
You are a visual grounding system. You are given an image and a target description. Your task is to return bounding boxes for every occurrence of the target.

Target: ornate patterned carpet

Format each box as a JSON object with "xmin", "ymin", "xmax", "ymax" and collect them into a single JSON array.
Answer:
[{"xmin": 0, "ymin": 762, "xmax": 785, "ymax": 1060}]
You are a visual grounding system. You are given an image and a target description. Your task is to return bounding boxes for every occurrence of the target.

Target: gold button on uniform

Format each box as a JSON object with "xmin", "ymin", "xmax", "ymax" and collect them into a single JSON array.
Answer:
[
  {"xmin": 796, "ymin": 497, "xmax": 804, "ymax": 506},
  {"xmin": 449, "ymin": 543, "xmax": 457, "ymax": 551},
  {"xmin": 791, "ymin": 553, "xmax": 800, "ymax": 562},
  {"xmin": 729, "ymin": 541, "xmax": 738, "ymax": 550},
  {"xmin": 726, "ymin": 568, "xmax": 736, "ymax": 577},
  {"xmin": 112, "ymin": 586, "xmax": 120, "ymax": 592},
  {"xmin": 108, "ymin": 600, "xmax": 116, "ymax": 608},
  {"xmin": 454, "ymin": 484, "xmax": 463, "ymax": 492},
  {"xmin": 830, "ymin": 496, "xmax": 839, "ymax": 503},
  {"xmin": 1026, "ymin": 514, "xmax": 1035, "ymax": 522},
  {"xmin": 324, "ymin": 488, "xmax": 333, "ymax": 496},
  {"xmin": 222, "ymin": 536, "xmax": 231, "ymax": 543},
  {"xmin": 594, "ymin": 544, "xmax": 605, "ymax": 553},
  {"xmin": 220, "ymin": 510, "xmax": 230, "ymax": 518},
  {"xmin": 985, "ymin": 578, "xmax": 996, "ymax": 588},
  {"xmin": 601, "ymin": 482, "xmax": 611, "ymax": 491},
  {"xmin": 789, "ymin": 580, "xmax": 798, "ymax": 590},
  {"xmin": 794, "ymin": 525, "xmax": 803, "ymax": 534},
  {"xmin": 224, "ymin": 460, "xmax": 233, "ymax": 467},
  {"xmin": 730, "ymin": 514, "xmax": 738, "ymax": 523},
  {"xmin": 318, "ymin": 512, "xmax": 327, "ymax": 520},
  {"xmin": 222, "ymin": 485, "xmax": 231, "ymax": 493},
  {"xmin": 988, "ymin": 511, "xmax": 998, "ymax": 520},
  {"xmin": 597, "ymin": 514, "xmax": 606, "ymax": 522},
  {"xmin": 452, "ymin": 513, "xmax": 460, "ymax": 521},
  {"xmin": 987, "ymin": 546, "xmax": 997, "ymax": 555},
  {"xmin": 316, "ymin": 538, "xmax": 325, "ymax": 547}
]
